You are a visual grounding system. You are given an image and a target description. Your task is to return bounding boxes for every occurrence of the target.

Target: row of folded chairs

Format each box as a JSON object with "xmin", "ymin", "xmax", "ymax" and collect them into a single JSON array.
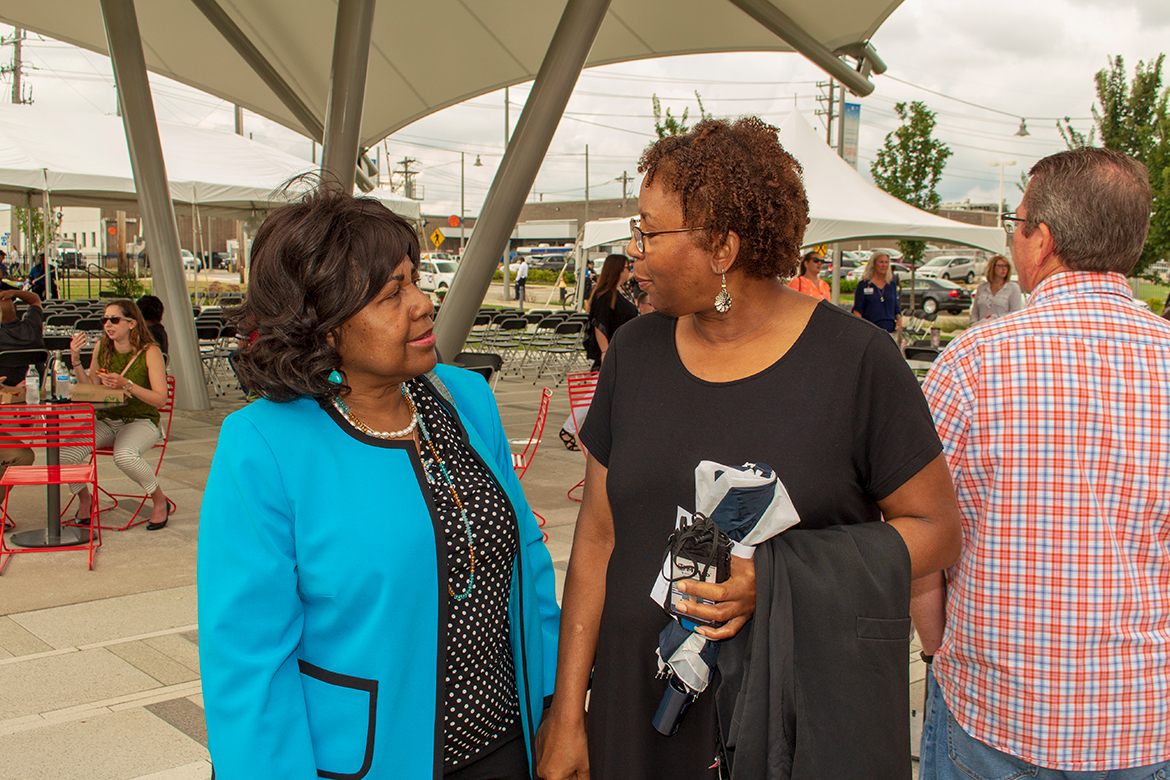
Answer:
[{"xmin": 462, "ymin": 308, "xmax": 591, "ymax": 385}]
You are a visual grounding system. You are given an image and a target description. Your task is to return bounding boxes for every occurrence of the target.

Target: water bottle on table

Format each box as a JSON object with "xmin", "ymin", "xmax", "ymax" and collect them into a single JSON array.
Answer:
[{"xmin": 24, "ymin": 364, "xmax": 39, "ymax": 405}]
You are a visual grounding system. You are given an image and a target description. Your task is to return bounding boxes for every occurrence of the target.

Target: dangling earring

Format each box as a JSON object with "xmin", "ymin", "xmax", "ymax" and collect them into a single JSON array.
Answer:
[
  {"xmin": 328, "ymin": 370, "xmax": 343, "ymax": 385},
  {"xmin": 714, "ymin": 272, "xmax": 732, "ymax": 313}
]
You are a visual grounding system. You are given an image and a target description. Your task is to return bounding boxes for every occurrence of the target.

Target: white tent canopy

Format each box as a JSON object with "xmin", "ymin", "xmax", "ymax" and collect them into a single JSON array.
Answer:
[
  {"xmin": 0, "ymin": 0, "xmax": 901, "ymax": 149},
  {"xmin": 581, "ymin": 113, "xmax": 1005, "ymax": 256},
  {"xmin": 0, "ymin": 104, "xmax": 420, "ymax": 221}
]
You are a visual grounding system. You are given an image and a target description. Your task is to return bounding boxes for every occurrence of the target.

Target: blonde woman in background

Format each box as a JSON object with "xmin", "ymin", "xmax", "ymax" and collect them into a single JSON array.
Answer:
[
  {"xmin": 970, "ymin": 254, "xmax": 1023, "ymax": 324},
  {"xmin": 852, "ymin": 250, "xmax": 901, "ymax": 332}
]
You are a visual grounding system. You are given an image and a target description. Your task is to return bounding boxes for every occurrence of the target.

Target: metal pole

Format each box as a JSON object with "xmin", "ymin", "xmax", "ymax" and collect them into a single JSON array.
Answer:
[
  {"xmin": 100, "ymin": 0, "xmax": 210, "ymax": 410},
  {"xmin": 319, "ymin": 0, "xmax": 376, "ymax": 191},
  {"xmin": 460, "ymin": 152, "xmax": 466, "ymax": 254},
  {"xmin": 42, "ymin": 175, "xmax": 52, "ymax": 302},
  {"xmin": 434, "ymin": 0, "xmax": 613, "ymax": 359},
  {"xmin": 726, "ymin": 0, "xmax": 878, "ymax": 96},
  {"xmin": 584, "ymin": 144, "xmax": 590, "ymax": 226}
]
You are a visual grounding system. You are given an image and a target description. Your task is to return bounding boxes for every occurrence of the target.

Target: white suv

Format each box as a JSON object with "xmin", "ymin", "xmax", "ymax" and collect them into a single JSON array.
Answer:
[
  {"xmin": 419, "ymin": 259, "xmax": 458, "ymax": 293},
  {"xmin": 917, "ymin": 255, "xmax": 979, "ymax": 284}
]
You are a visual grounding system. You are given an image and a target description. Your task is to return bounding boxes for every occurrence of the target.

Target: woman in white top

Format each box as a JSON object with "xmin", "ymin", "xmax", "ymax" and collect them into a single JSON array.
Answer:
[{"xmin": 970, "ymin": 254, "xmax": 1023, "ymax": 324}]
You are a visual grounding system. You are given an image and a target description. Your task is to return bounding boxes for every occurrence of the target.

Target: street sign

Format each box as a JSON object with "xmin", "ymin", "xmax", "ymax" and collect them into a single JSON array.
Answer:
[
  {"xmin": 430, "ymin": 228, "xmax": 445, "ymax": 248},
  {"xmin": 447, "ymin": 215, "xmax": 460, "ymax": 228},
  {"xmin": 814, "ymin": 244, "xmax": 829, "ymax": 256}
]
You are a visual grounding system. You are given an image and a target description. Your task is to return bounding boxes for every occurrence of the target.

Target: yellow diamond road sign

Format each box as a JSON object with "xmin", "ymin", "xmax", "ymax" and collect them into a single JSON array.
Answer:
[
  {"xmin": 430, "ymin": 228, "xmax": 445, "ymax": 248},
  {"xmin": 814, "ymin": 244, "xmax": 829, "ymax": 257}
]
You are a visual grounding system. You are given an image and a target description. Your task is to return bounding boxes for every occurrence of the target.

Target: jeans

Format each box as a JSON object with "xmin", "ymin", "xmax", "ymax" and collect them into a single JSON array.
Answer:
[{"xmin": 921, "ymin": 667, "xmax": 1168, "ymax": 780}]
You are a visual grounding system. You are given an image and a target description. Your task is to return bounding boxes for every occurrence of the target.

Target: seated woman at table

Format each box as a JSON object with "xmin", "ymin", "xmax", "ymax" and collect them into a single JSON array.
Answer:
[
  {"xmin": 198, "ymin": 185, "xmax": 559, "ymax": 780},
  {"xmin": 61, "ymin": 299, "xmax": 170, "ymax": 530}
]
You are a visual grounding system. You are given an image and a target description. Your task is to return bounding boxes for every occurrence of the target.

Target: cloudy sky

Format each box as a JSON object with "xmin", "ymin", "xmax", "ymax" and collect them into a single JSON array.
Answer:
[{"xmin": 4, "ymin": 0, "xmax": 1169, "ymax": 219}]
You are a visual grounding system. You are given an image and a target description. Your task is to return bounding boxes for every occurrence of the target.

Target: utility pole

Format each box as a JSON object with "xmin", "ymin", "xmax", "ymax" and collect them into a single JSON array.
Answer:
[
  {"xmin": 617, "ymin": 170, "xmax": 633, "ymax": 213},
  {"xmin": 395, "ymin": 157, "xmax": 419, "ymax": 200},
  {"xmin": 815, "ymin": 80, "xmax": 836, "ymax": 145},
  {"xmin": 235, "ymin": 105, "xmax": 247, "ymax": 283},
  {"xmin": 2, "ymin": 28, "xmax": 32, "ymax": 105}
]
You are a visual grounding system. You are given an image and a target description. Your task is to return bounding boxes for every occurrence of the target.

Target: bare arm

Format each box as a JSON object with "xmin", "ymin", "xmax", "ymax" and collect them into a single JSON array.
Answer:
[
  {"xmin": 595, "ymin": 328, "xmax": 610, "ymax": 362},
  {"xmin": 98, "ymin": 345, "xmax": 166, "ymax": 407},
  {"xmin": 537, "ymin": 455, "xmax": 615, "ymax": 780},
  {"xmin": 70, "ymin": 334, "xmax": 96, "ymax": 384},
  {"xmin": 0, "ymin": 289, "xmax": 41, "ymax": 309},
  {"xmin": 910, "ymin": 571, "xmax": 947, "ymax": 656},
  {"xmin": 878, "ymin": 453, "xmax": 962, "ymax": 579}
]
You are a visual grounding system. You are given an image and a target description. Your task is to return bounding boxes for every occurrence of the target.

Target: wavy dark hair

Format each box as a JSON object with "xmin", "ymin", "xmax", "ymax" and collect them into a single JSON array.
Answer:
[
  {"xmin": 231, "ymin": 184, "xmax": 421, "ymax": 403},
  {"xmin": 97, "ymin": 298, "xmax": 155, "ymax": 369},
  {"xmin": 638, "ymin": 116, "xmax": 809, "ymax": 280}
]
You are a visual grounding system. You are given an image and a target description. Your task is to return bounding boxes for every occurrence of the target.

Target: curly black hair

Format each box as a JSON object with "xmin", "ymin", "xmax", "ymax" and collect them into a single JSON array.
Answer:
[
  {"xmin": 638, "ymin": 116, "xmax": 809, "ymax": 280},
  {"xmin": 230, "ymin": 184, "xmax": 420, "ymax": 403}
]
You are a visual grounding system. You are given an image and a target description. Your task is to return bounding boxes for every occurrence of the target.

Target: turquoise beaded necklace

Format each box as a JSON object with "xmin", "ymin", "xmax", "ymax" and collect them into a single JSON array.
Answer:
[{"xmin": 405, "ymin": 386, "xmax": 477, "ymax": 601}]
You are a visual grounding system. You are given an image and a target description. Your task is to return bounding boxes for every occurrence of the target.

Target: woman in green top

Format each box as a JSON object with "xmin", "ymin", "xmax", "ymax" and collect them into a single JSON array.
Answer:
[{"xmin": 64, "ymin": 299, "xmax": 171, "ymax": 530}]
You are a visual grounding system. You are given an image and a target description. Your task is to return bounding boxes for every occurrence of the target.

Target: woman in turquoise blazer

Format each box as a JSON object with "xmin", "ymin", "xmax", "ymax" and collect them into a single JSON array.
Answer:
[{"xmin": 198, "ymin": 187, "xmax": 559, "ymax": 780}]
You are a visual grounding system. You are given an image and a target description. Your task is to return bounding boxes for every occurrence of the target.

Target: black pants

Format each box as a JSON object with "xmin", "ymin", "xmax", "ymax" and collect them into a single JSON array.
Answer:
[{"xmin": 445, "ymin": 731, "xmax": 530, "ymax": 780}]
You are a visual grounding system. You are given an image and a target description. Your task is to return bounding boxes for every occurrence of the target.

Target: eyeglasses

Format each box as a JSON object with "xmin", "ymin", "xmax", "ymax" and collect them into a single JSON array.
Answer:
[
  {"xmin": 99, "ymin": 316, "xmax": 124, "ymax": 325},
  {"xmin": 626, "ymin": 262, "xmax": 635, "ymax": 270},
  {"xmin": 808, "ymin": 257, "xmax": 825, "ymax": 263},
  {"xmin": 629, "ymin": 218, "xmax": 706, "ymax": 253},
  {"xmin": 1000, "ymin": 213, "xmax": 1034, "ymax": 236}
]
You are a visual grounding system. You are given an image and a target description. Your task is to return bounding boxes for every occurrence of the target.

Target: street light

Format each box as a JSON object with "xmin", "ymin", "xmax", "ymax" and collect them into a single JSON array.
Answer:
[{"xmin": 990, "ymin": 160, "xmax": 1017, "ymax": 226}]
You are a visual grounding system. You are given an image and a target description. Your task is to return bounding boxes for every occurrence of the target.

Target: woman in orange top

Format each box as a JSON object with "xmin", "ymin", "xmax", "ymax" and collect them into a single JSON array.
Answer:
[{"xmin": 787, "ymin": 251, "xmax": 831, "ymax": 300}]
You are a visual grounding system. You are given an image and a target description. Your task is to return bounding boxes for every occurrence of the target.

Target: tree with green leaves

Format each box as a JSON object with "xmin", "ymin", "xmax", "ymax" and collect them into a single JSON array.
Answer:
[
  {"xmin": 870, "ymin": 101, "xmax": 952, "ymax": 269},
  {"xmin": 11, "ymin": 207, "xmax": 62, "ymax": 267},
  {"xmin": 652, "ymin": 91, "xmax": 711, "ymax": 139},
  {"xmin": 1059, "ymin": 55, "xmax": 1169, "ymax": 278}
]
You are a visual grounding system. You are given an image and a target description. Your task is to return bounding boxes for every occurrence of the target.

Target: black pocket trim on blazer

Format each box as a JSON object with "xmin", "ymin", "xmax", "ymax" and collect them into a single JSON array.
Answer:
[
  {"xmin": 856, "ymin": 616, "xmax": 912, "ymax": 640},
  {"xmin": 298, "ymin": 659, "xmax": 378, "ymax": 780}
]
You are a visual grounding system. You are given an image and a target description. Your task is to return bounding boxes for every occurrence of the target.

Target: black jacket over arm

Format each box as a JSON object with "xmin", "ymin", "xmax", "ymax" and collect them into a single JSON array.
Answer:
[{"xmin": 716, "ymin": 521, "xmax": 912, "ymax": 780}]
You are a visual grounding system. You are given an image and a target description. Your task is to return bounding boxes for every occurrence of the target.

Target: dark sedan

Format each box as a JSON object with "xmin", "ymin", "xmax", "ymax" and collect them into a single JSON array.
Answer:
[{"xmin": 900, "ymin": 278, "xmax": 971, "ymax": 315}]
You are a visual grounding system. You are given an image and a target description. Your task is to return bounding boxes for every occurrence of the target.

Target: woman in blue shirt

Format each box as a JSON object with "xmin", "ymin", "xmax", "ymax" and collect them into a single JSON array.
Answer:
[
  {"xmin": 852, "ymin": 251, "xmax": 902, "ymax": 333},
  {"xmin": 199, "ymin": 186, "xmax": 559, "ymax": 780}
]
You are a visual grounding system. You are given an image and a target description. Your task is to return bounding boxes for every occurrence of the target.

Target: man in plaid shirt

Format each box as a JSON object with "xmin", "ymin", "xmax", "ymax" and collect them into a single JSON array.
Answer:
[{"xmin": 917, "ymin": 147, "xmax": 1170, "ymax": 778}]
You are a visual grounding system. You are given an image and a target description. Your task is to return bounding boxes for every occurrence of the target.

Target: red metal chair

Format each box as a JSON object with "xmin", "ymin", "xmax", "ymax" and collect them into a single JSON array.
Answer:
[
  {"xmin": 512, "ymin": 387, "xmax": 553, "ymax": 542},
  {"xmin": 86, "ymin": 376, "xmax": 177, "ymax": 531},
  {"xmin": 0, "ymin": 403, "xmax": 101, "ymax": 573},
  {"xmin": 565, "ymin": 371, "xmax": 599, "ymax": 502}
]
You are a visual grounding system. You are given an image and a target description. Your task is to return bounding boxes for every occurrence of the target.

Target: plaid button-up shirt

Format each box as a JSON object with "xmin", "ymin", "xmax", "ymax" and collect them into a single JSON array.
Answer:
[{"xmin": 924, "ymin": 272, "xmax": 1170, "ymax": 771}]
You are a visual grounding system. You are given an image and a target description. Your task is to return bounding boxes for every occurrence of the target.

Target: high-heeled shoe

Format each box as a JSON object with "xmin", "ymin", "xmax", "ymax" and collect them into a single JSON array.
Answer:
[{"xmin": 146, "ymin": 501, "xmax": 170, "ymax": 531}]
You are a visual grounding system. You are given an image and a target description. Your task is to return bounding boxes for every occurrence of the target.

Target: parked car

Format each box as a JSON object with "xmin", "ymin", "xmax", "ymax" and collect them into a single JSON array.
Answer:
[
  {"xmin": 419, "ymin": 259, "xmax": 458, "ymax": 292},
  {"xmin": 181, "ymin": 249, "xmax": 201, "ymax": 270},
  {"xmin": 900, "ymin": 278, "xmax": 972, "ymax": 315},
  {"xmin": 916, "ymin": 255, "xmax": 979, "ymax": 283},
  {"xmin": 845, "ymin": 261, "xmax": 913, "ymax": 282},
  {"xmin": 820, "ymin": 257, "xmax": 863, "ymax": 279},
  {"xmin": 526, "ymin": 254, "xmax": 569, "ymax": 272}
]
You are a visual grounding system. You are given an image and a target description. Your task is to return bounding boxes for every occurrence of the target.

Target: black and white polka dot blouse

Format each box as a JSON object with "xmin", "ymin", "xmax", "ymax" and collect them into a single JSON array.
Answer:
[{"xmin": 409, "ymin": 380, "xmax": 522, "ymax": 771}]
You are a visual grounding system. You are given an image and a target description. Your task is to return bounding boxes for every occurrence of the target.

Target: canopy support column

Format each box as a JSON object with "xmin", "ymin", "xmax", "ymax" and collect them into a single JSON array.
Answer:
[
  {"xmin": 320, "ymin": 0, "xmax": 376, "ymax": 190},
  {"xmin": 435, "ymin": 0, "xmax": 612, "ymax": 360},
  {"xmin": 100, "ymin": 0, "xmax": 210, "ymax": 410}
]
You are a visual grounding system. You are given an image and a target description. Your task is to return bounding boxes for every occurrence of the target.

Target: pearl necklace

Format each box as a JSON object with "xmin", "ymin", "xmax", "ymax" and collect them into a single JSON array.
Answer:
[
  {"xmin": 332, "ymin": 387, "xmax": 418, "ymax": 439},
  {"xmin": 332, "ymin": 385, "xmax": 477, "ymax": 601}
]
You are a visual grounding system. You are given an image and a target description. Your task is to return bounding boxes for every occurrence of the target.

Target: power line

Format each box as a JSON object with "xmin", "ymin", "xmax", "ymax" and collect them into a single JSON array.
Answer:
[{"xmin": 880, "ymin": 74, "xmax": 1092, "ymax": 122}]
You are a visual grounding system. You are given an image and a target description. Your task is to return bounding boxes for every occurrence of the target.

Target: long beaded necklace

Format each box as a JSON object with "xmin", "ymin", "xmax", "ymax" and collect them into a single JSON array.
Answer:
[
  {"xmin": 406, "ymin": 386, "xmax": 477, "ymax": 600},
  {"xmin": 331, "ymin": 385, "xmax": 477, "ymax": 601}
]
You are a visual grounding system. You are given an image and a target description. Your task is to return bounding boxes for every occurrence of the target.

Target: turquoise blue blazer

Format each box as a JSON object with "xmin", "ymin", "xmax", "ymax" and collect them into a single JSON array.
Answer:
[{"xmin": 198, "ymin": 365, "xmax": 560, "ymax": 779}]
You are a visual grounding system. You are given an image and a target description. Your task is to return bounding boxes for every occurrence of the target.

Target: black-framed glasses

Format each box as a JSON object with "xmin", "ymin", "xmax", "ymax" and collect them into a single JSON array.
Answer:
[
  {"xmin": 99, "ymin": 316, "xmax": 124, "ymax": 325},
  {"xmin": 629, "ymin": 218, "xmax": 706, "ymax": 253},
  {"xmin": 1000, "ymin": 213, "xmax": 1034, "ymax": 236}
]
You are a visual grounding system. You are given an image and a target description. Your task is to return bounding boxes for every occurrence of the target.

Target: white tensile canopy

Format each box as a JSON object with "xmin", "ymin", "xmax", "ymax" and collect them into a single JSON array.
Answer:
[
  {"xmin": 580, "ymin": 113, "xmax": 1006, "ymax": 256},
  {"xmin": 0, "ymin": 0, "xmax": 901, "ymax": 149},
  {"xmin": 0, "ymin": 0, "xmax": 905, "ymax": 409},
  {"xmin": 0, "ymin": 104, "xmax": 420, "ymax": 221}
]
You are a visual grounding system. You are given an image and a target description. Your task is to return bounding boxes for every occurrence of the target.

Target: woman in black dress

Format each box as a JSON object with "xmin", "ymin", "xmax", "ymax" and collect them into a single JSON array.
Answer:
[
  {"xmin": 585, "ymin": 254, "xmax": 638, "ymax": 371},
  {"xmin": 537, "ymin": 117, "xmax": 961, "ymax": 780}
]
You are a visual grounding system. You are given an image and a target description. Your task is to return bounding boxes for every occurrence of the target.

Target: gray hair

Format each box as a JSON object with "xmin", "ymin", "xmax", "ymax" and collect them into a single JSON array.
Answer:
[
  {"xmin": 861, "ymin": 251, "xmax": 893, "ymax": 283},
  {"xmin": 1022, "ymin": 148, "xmax": 1151, "ymax": 274}
]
